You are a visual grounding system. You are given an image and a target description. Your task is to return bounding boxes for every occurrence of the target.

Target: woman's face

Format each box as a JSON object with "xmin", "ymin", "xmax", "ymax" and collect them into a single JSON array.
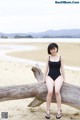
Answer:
[{"xmin": 50, "ymin": 47, "xmax": 58, "ymax": 55}]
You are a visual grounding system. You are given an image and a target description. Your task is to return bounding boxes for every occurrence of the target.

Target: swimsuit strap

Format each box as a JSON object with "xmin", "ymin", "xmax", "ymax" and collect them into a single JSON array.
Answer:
[
  {"xmin": 59, "ymin": 56, "xmax": 61, "ymax": 61},
  {"xmin": 49, "ymin": 56, "xmax": 50, "ymax": 61},
  {"xmin": 48, "ymin": 56, "xmax": 50, "ymax": 65}
]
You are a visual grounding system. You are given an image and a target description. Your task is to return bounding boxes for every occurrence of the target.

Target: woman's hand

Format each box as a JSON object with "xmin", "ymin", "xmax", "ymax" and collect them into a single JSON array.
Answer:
[{"xmin": 63, "ymin": 80, "xmax": 66, "ymax": 83}]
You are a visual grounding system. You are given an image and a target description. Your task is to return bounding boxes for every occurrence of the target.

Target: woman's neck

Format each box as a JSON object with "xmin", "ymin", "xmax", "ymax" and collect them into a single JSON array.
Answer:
[{"xmin": 51, "ymin": 53, "xmax": 58, "ymax": 57}]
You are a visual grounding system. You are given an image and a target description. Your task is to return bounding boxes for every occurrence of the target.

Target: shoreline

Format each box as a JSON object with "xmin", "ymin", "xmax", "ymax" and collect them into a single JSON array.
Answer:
[
  {"xmin": 0, "ymin": 38, "xmax": 80, "ymax": 43},
  {"xmin": 0, "ymin": 42, "xmax": 80, "ymax": 71},
  {"xmin": 6, "ymin": 42, "xmax": 80, "ymax": 67}
]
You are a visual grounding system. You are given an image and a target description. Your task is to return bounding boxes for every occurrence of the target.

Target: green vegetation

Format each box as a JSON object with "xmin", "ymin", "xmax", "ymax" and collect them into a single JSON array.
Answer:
[{"xmin": 14, "ymin": 35, "xmax": 33, "ymax": 38}]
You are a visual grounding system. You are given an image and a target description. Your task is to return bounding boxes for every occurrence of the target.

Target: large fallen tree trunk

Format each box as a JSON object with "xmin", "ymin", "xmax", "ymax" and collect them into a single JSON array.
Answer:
[{"xmin": 0, "ymin": 66, "xmax": 80, "ymax": 110}]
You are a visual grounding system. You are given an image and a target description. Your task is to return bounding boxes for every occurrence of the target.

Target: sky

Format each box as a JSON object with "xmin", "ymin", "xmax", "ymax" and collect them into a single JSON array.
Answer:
[{"xmin": 0, "ymin": 0, "xmax": 80, "ymax": 33}]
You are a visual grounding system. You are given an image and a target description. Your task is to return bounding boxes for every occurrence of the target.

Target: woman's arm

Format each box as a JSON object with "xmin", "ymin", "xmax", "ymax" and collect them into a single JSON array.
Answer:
[
  {"xmin": 42, "ymin": 57, "xmax": 49, "ymax": 83},
  {"xmin": 60, "ymin": 56, "xmax": 65, "ymax": 82}
]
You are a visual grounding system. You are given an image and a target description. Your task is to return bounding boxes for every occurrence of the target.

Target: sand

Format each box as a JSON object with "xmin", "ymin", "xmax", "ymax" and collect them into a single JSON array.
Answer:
[
  {"xmin": 6, "ymin": 42, "xmax": 80, "ymax": 67},
  {"xmin": 0, "ymin": 41, "xmax": 80, "ymax": 120}
]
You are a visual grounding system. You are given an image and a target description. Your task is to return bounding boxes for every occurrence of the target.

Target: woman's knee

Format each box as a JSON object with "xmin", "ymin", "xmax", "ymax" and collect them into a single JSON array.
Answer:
[
  {"xmin": 55, "ymin": 89, "xmax": 60, "ymax": 95},
  {"xmin": 48, "ymin": 90, "xmax": 53, "ymax": 96}
]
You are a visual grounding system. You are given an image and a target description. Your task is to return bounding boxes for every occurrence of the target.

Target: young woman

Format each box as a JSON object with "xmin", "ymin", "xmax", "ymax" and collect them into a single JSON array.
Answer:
[{"xmin": 43, "ymin": 43, "xmax": 65, "ymax": 119}]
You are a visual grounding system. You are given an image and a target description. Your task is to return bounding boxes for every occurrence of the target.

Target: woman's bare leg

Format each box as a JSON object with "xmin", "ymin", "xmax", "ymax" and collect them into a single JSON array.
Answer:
[
  {"xmin": 55, "ymin": 76, "xmax": 63, "ymax": 113},
  {"xmin": 46, "ymin": 76, "xmax": 54, "ymax": 114}
]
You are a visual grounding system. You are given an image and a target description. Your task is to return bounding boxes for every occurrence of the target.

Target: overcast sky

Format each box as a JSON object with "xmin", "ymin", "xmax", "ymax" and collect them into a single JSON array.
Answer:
[{"xmin": 0, "ymin": 0, "xmax": 80, "ymax": 33}]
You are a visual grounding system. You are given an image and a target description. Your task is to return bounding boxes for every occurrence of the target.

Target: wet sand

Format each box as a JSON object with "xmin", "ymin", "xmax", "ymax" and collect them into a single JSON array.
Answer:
[{"xmin": 6, "ymin": 42, "xmax": 80, "ymax": 67}]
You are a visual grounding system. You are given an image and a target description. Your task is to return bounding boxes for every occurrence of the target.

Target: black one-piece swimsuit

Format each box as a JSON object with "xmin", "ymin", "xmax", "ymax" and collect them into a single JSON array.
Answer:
[{"xmin": 48, "ymin": 58, "xmax": 61, "ymax": 81}]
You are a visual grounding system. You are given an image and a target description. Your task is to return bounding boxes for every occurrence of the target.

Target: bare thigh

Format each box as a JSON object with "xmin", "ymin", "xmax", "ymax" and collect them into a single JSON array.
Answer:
[
  {"xmin": 55, "ymin": 75, "xmax": 64, "ymax": 92},
  {"xmin": 46, "ymin": 76, "xmax": 54, "ymax": 92}
]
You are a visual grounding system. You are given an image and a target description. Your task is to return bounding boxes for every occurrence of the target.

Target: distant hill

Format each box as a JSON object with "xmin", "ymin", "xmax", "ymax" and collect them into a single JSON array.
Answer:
[
  {"xmin": 0, "ymin": 29, "xmax": 80, "ymax": 38},
  {"xmin": 28, "ymin": 29, "xmax": 80, "ymax": 38}
]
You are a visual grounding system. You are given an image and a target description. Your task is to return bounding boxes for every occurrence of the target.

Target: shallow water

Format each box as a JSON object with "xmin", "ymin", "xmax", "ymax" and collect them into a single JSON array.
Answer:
[{"xmin": 0, "ymin": 38, "xmax": 80, "ymax": 43}]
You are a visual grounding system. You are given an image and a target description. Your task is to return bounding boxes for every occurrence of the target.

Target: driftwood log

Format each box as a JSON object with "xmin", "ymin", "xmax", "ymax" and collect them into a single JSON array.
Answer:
[{"xmin": 0, "ymin": 66, "xmax": 80, "ymax": 110}]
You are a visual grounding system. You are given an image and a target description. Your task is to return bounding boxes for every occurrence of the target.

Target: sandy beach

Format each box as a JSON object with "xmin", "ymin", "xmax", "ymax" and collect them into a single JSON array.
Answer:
[
  {"xmin": 6, "ymin": 42, "xmax": 80, "ymax": 67},
  {"xmin": 0, "ymin": 41, "xmax": 80, "ymax": 120}
]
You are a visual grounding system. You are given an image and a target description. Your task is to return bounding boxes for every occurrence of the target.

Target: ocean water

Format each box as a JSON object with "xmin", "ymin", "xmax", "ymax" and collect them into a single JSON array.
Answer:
[{"xmin": 0, "ymin": 38, "xmax": 80, "ymax": 43}]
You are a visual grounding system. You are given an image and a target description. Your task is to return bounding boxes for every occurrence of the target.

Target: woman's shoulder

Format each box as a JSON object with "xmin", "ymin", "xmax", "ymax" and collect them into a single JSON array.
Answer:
[
  {"xmin": 45, "ymin": 55, "xmax": 50, "ymax": 61},
  {"xmin": 47, "ymin": 55, "xmax": 50, "ymax": 61},
  {"xmin": 59, "ymin": 55, "xmax": 64, "ymax": 60},
  {"xmin": 61, "ymin": 55, "xmax": 64, "ymax": 59},
  {"xmin": 59, "ymin": 55, "xmax": 64, "ymax": 63}
]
